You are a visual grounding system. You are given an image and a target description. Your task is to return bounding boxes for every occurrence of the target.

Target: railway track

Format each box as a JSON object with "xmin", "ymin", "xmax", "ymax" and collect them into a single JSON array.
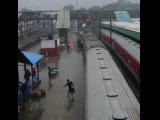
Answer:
[{"xmin": 18, "ymin": 28, "xmax": 51, "ymax": 49}]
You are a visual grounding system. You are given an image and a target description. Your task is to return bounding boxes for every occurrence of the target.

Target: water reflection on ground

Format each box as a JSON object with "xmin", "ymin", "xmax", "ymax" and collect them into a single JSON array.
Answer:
[{"xmin": 65, "ymin": 95, "xmax": 75, "ymax": 111}]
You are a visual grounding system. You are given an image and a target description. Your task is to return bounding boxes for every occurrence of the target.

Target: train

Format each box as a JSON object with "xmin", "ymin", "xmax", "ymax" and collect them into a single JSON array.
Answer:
[
  {"xmin": 101, "ymin": 20, "xmax": 140, "ymax": 44},
  {"xmin": 78, "ymin": 30, "xmax": 140, "ymax": 120},
  {"xmin": 101, "ymin": 28, "xmax": 140, "ymax": 83}
]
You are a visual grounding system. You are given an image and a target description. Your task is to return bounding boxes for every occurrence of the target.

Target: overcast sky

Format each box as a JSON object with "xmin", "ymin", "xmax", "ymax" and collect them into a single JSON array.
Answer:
[{"xmin": 18, "ymin": 0, "xmax": 140, "ymax": 11}]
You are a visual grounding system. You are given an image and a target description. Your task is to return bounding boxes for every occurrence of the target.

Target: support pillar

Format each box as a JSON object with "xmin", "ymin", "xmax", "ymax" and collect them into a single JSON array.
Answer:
[
  {"xmin": 31, "ymin": 65, "xmax": 33, "ymax": 89},
  {"xmin": 55, "ymin": 40, "xmax": 57, "ymax": 55},
  {"xmin": 24, "ymin": 63, "xmax": 26, "ymax": 73},
  {"xmin": 36, "ymin": 63, "xmax": 39, "ymax": 83}
]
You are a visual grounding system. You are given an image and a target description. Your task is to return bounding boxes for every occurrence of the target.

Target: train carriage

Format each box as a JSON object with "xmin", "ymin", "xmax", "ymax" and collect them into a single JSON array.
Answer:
[
  {"xmin": 79, "ymin": 31, "xmax": 140, "ymax": 120},
  {"xmin": 101, "ymin": 28, "xmax": 140, "ymax": 82}
]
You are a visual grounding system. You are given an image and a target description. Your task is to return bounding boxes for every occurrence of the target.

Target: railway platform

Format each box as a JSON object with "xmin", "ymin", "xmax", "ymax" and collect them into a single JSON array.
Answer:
[
  {"xmin": 19, "ymin": 32, "xmax": 85, "ymax": 120},
  {"xmin": 18, "ymin": 30, "xmax": 139, "ymax": 120}
]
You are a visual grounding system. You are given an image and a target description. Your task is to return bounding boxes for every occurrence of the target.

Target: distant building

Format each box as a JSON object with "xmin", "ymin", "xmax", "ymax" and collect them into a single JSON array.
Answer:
[{"xmin": 117, "ymin": 0, "xmax": 128, "ymax": 4}]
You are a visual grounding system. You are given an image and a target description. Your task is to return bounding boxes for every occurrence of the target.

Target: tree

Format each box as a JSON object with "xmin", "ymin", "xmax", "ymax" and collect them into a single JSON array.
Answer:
[
  {"xmin": 63, "ymin": 4, "xmax": 74, "ymax": 11},
  {"xmin": 88, "ymin": 6, "xmax": 102, "ymax": 10}
]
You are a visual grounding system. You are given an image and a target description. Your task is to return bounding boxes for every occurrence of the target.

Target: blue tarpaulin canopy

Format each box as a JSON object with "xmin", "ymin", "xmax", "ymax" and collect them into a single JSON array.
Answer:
[
  {"xmin": 18, "ymin": 49, "xmax": 44, "ymax": 65},
  {"xmin": 114, "ymin": 11, "xmax": 131, "ymax": 21},
  {"xmin": 18, "ymin": 49, "xmax": 42, "ymax": 92},
  {"xmin": 22, "ymin": 51, "xmax": 43, "ymax": 65}
]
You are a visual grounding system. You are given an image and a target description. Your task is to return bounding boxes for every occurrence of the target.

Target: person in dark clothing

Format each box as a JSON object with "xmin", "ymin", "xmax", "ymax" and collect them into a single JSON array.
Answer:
[
  {"xmin": 64, "ymin": 79, "xmax": 75, "ymax": 96},
  {"xmin": 48, "ymin": 67, "xmax": 51, "ymax": 78},
  {"xmin": 21, "ymin": 82, "xmax": 26, "ymax": 102},
  {"xmin": 32, "ymin": 67, "xmax": 37, "ymax": 89},
  {"xmin": 67, "ymin": 42, "xmax": 70, "ymax": 53},
  {"xmin": 24, "ymin": 69, "xmax": 31, "ymax": 81},
  {"xmin": 26, "ymin": 69, "xmax": 31, "ymax": 76},
  {"xmin": 24, "ymin": 74, "xmax": 28, "ymax": 81}
]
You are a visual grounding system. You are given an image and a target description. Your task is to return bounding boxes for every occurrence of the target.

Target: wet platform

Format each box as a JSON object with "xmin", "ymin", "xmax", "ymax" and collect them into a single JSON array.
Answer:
[{"xmin": 19, "ymin": 32, "xmax": 85, "ymax": 120}]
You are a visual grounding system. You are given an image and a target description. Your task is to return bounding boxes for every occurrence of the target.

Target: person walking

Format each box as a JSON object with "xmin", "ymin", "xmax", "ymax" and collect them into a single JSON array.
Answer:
[
  {"xmin": 24, "ymin": 69, "xmax": 31, "ymax": 81},
  {"xmin": 64, "ymin": 79, "xmax": 75, "ymax": 97},
  {"xmin": 32, "ymin": 67, "xmax": 37, "ymax": 88},
  {"xmin": 67, "ymin": 42, "xmax": 71, "ymax": 53},
  {"xmin": 48, "ymin": 67, "xmax": 51, "ymax": 78}
]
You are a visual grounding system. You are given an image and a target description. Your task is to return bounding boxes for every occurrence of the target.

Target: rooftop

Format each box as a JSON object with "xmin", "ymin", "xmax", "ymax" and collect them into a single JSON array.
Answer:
[{"xmin": 102, "ymin": 19, "xmax": 140, "ymax": 33}]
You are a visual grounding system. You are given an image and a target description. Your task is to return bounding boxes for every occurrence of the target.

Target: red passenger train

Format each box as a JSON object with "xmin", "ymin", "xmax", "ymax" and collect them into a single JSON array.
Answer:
[{"xmin": 101, "ymin": 28, "xmax": 140, "ymax": 83}]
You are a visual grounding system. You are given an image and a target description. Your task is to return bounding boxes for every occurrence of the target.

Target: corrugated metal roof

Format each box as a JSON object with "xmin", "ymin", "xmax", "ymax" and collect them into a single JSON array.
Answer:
[
  {"xmin": 56, "ymin": 10, "xmax": 70, "ymax": 28},
  {"xmin": 86, "ymin": 47, "xmax": 140, "ymax": 120},
  {"xmin": 83, "ymin": 33, "xmax": 105, "ymax": 51},
  {"xmin": 86, "ymin": 48, "xmax": 111, "ymax": 120}
]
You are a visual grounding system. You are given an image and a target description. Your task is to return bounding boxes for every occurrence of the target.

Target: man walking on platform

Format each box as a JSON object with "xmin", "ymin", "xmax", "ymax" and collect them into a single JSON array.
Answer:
[
  {"xmin": 24, "ymin": 69, "xmax": 31, "ymax": 81},
  {"xmin": 64, "ymin": 79, "xmax": 75, "ymax": 97}
]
